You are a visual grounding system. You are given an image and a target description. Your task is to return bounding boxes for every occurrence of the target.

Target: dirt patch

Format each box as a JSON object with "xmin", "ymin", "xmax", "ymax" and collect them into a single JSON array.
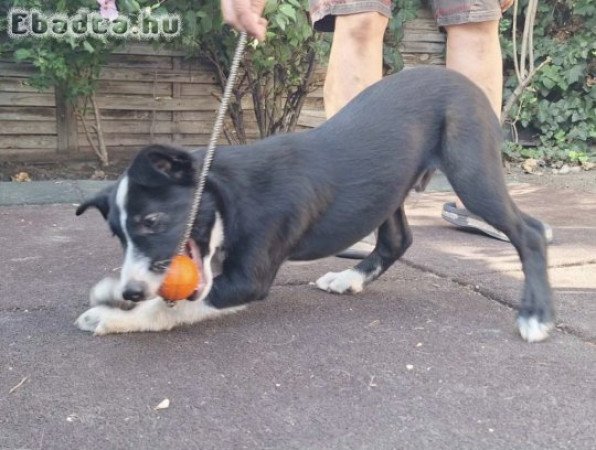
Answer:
[
  {"xmin": 507, "ymin": 166, "xmax": 596, "ymax": 194},
  {"xmin": 0, "ymin": 158, "xmax": 131, "ymax": 182}
]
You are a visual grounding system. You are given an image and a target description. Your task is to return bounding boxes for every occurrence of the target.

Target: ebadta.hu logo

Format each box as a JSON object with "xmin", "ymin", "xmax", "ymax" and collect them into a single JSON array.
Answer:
[{"xmin": 7, "ymin": 7, "xmax": 182, "ymax": 40}]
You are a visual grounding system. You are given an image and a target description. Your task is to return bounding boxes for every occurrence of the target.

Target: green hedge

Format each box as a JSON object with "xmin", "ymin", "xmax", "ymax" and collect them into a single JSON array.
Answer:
[{"xmin": 500, "ymin": 0, "xmax": 595, "ymax": 163}]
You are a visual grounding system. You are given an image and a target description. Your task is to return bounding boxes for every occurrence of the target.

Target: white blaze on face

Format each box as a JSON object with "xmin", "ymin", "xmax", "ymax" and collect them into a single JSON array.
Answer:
[{"xmin": 115, "ymin": 176, "xmax": 163, "ymax": 297}]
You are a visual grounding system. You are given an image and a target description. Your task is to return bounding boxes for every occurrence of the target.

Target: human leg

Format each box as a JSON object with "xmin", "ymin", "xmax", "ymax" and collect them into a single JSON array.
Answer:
[
  {"xmin": 444, "ymin": 20, "xmax": 503, "ymax": 116},
  {"xmin": 323, "ymin": 12, "xmax": 389, "ymax": 117}
]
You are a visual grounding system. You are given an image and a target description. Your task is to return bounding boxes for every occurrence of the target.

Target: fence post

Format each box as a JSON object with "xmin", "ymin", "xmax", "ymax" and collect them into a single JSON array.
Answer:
[{"xmin": 55, "ymin": 85, "xmax": 78, "ymax": 153}]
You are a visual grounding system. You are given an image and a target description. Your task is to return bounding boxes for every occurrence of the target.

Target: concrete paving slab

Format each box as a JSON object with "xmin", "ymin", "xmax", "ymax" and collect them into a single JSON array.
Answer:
[
  {"xmin": 403, "ymin": 184, "xmax": 596, "ymax": 342},
  {"xmin": 405, "ymin": 184, "xmax": 596, "ymax": 273},
  {"xmin": 0, "ymin": 204, "xmax": 120, "ymax": 311},
  {"xmin": 469, "ymin": 264, "xmax": 596, "ymax": 342},
  {"xmin": 0, "ymin": 181, "xmax": 111, "ymax": 206},
  {"xmin": 1, "ymin": 204, "xmax": 595, "ymax": 449},
  {"xmin": 0, "ymin": 181, "xmax": 82, "ymax": 206}
]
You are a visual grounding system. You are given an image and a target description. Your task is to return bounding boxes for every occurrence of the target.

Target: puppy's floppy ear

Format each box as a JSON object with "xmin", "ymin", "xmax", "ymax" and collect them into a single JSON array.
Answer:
[
  {"xmin": 75, "ymin": 184, "xmax": 114, "ymax": 219},
  {"xmin": 128, "ymin": 144, "xmax": 196, "ymax": 187}
]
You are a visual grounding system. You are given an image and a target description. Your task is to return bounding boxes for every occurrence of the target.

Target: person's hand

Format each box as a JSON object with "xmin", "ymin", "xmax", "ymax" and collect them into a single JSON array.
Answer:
[
  {"xmin": 500, "ymin": 0, "xmax": 515, "ymax": 12},
  {"xmin": 221, "ymin": 0, "xmax": 267, "ymax": 41}
]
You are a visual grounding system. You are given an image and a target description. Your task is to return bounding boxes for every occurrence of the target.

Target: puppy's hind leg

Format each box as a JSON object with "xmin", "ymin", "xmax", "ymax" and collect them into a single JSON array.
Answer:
[
  {"xmin": 441, "ymin": 119, "xmax": 554, "ymax": 342},
  {"xmin": 316, "ymin": 207, "xmax": 413, "ymax": 294}
]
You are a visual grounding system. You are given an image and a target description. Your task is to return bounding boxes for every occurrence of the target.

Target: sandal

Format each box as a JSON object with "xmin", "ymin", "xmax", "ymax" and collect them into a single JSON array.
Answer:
[{"xmin": 441, "ymin": 202, "xmax": 553, "ymax": 244}]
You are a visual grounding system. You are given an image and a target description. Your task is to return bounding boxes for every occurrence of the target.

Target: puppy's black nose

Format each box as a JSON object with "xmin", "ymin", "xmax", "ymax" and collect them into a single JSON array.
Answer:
[{"xmin": 122, "ymin": 281, "xmax": 147, "ymax": 302}]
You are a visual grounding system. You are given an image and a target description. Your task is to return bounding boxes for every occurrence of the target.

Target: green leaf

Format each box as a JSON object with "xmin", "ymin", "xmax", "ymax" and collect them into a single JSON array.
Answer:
[
  {"xmin": 279, "ymin": 4, "xmax": 297, "ymax": 20},
  {"xmin": 541, "ymin": 77, "xmax": 555, "ymax": 89},
  {"xmin": 121, "ymin": 0, "xmax": 141, "ymax": 13},
  {"xmin": 14, "ymin": 48, "xmax": 31, "ymax": 61},
  {"xmin": 274, "ymin": 15, "xmax": 287, "ymax": 31},
  {"xmin": 565, "ymin": 64, "xmax": 586, "ymax": 84},
  {"xmin": 264, "ymin": 0, "xmax": 278, "ymax": 15}
]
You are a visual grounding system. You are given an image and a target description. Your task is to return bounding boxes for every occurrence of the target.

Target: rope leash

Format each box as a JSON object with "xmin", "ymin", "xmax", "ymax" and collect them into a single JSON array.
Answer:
[{"xmin": 176, "ymin": 31, "xmax": 248, "ymax": 255}]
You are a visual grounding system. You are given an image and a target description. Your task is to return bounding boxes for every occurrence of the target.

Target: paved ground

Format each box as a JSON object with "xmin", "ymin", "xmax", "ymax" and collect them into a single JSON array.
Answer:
[{"xmin": 1, "ymin": 176, "xmax": 595, "ymax": 449}]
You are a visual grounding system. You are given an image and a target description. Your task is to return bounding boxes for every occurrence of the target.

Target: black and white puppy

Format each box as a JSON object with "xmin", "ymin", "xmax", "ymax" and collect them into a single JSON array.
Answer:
[{"xmin": 75, "ymin": 67, "xmax": 554, "ymax": 342}]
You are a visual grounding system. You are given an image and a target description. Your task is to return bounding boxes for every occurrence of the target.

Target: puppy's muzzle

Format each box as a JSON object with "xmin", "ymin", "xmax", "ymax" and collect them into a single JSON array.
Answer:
[{"xmin": 122, "ymin": 280, "xmax": 149, "ymax": 302}]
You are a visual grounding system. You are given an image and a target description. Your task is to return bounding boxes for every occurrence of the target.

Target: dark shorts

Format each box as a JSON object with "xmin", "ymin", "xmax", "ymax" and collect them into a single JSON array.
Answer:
[{"xmin": 309, "ymin": 0, "xmax": 502, "ymax": 31}]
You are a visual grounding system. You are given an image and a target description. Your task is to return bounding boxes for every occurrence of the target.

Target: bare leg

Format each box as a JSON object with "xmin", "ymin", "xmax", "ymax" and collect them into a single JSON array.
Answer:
[
  {"xmin": 444, "ymin": 20, "xmax": 503, "ymax": 117},
  {"xmin": 324, "ymin": 12, "xmax": 389, "ymax": 118}
]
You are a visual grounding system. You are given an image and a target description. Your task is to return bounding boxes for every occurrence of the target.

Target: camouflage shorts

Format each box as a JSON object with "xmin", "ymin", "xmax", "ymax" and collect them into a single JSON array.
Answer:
[{"xmin": 309, "ymin": 0, "xmax": 502, "ymax": 31}]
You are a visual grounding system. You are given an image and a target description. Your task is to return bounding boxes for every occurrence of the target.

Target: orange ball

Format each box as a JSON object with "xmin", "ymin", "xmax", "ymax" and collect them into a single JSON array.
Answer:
[{"xmin": 158, "ymin": 255, "xmax": 201, "ymax": 301}]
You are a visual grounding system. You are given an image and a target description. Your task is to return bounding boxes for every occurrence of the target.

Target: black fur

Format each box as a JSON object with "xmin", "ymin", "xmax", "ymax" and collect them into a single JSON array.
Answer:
[{"xmin": 79, "ymin": 67, "xmax": 554, "ymax": 329}]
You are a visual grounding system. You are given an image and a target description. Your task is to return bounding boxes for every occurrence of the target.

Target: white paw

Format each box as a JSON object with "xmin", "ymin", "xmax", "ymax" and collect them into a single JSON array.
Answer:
[
  {"xmin": 75, "ymin": 306, "xmax": 112, "ymax": 335},
  {"xmin": 315, "ymin": 269, "xmax": 365, "ymax": 294},
  {"xmin": 90, "ymin": 277, "xmax": 121, "ymax": 306},
  {"xmin": 517, "ymin": 316, "xmax": 553, "ymax": 343}
]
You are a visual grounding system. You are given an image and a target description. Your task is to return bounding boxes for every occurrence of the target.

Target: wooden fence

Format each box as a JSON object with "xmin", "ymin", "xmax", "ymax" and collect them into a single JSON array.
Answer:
[{"xmin": 0, "ymin": 10, "xmax": 444, "ymax": 163}]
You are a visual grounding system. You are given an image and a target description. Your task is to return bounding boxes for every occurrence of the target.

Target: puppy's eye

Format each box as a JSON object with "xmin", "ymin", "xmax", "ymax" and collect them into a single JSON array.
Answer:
[
  {"xmin": 143, "ymin": 213, "xmax": 160, "ymax": 229},
  {"xmin": 150, "ymin": 259, "xmax": 170, "ymax": 273},
  {"xmin": 135, "ymin": 212, "xmax": 167, "ymax": 233}
]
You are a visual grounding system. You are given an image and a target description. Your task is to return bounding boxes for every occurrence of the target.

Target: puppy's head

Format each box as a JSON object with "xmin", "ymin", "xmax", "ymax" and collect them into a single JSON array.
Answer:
[{"xmin": 77, "ymin": 144, "xmax": 221, "ymax": 303}]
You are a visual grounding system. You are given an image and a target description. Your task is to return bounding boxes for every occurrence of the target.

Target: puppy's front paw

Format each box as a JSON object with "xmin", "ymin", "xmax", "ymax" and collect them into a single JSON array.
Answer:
[
  {"xmin": 315, "ymin": 269, "xmax": 365, "ymax": 294},
  {"xmin": 75, "ymin": 306, "xmax": 112, "ymax": 335},
  {"xmin": 90, "ymin": 277, "xmax": 121, "ymax": 306}
]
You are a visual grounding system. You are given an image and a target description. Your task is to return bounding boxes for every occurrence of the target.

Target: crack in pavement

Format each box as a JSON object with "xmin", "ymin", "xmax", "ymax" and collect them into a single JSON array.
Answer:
[
  {"xmin": 549, "ymin": 259, "xmax": 596, "ymax": 269},
  {"xmin": 400, "ymin": 258, "xmax": 595, "ymax": 345},
  {"xmin": 448, "ymin": 260, "xmax": 596, "ymax": 277}
]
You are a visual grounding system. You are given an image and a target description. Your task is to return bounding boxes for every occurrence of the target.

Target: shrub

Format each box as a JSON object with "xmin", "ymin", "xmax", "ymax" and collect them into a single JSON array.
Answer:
[{"xmin": 501, "ymin": 0, "xmax": 595, "ymax": 163}]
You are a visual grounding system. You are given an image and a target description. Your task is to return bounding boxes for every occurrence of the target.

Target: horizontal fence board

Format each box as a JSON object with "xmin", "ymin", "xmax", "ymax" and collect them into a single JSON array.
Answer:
[
  {"xmin": 403, "ymin": 53, "xmax": 445, "ymax": 66},
  {"xmin": 177, "ymin": 59, "xmax": 217, "ymax": 71},
  {"xmin": 404, "ymin": 17, "xmax": 443, "ymax": 32},
  {"xmin": 0, "ymin": 135, "xmax": 57, "ymax": 150},
  {"xmin": 94, "ymin": 95, "xmax": 219, "ymax": 111},
  {"xmin": 308, "ymin": 87, "xmax": 324, "ymax": 98},
  {"xmin": 76, "ymin": 119, "xmax": 218, "ymax": 135},
  {"xmin": 100, "ymin": 66, "xmax": 216, "ymax": 84},
  {"xmin": 399, "ymin": 41, "xmax": 445, "ymax": 54},
  {"xmin": 0, "ymin": 62, "xmax": 37, "ymax": 77},
  {"xmin": 106, "ymin": 54, "xmax": 174, "ymax": 69},
  {"xmin": 401, "ymin": 30, "xmax": 446, "ymax": 43},
  {"xmin": 0, "ymin": 79, "xmax": 54, "ymax": 94},
  {"xmin": 86, "ymin": 134, "xmax": 209, "ymax": 146},
  {"xmin": 0, "ymin": 121, "xmax": 56, "ymax": 135},
  {"xmin": 112, "ymin": 44, "xmax": 186, "ymax": 56},
  {"xmin": 0, "ymin": 106, "xmax": 56, "ymax": 121},
  {"xmin": 297, "ymin": 110, "xmax": 326, "ymax": 128},
  {"xmin": 303, "ymin": 97, "xmax": 325, "ymax": 110},
  {"xmin": 96, "ymin": 80, "xmax": 173, "ymax": 96},
  {"xmin": 0, "ymin": 92, "xmax": 55, "ymax": 107},
  {"xmin": 0, "ymin": 148, "xmax": 57, "ymax": 158},
  {"xmin": 80, "ymin": 109, "xmax": 172, "ymax": 120},
  {"xmin": 179, "ymin": 83, "xmax": 221, "ymax": 97}
]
